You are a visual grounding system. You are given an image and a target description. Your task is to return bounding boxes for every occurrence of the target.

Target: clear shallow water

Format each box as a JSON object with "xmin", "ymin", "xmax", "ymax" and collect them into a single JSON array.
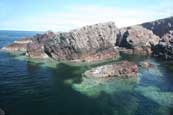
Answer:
[{"xmin": 0, "ymin": 31, "xmax": 173, "ymax": 115}]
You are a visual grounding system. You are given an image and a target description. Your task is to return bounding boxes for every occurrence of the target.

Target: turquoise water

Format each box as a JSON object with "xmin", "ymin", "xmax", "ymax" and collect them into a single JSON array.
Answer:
[{"xmin": 0, "ymin": 31, "xmax": 173, "ymax": 115}]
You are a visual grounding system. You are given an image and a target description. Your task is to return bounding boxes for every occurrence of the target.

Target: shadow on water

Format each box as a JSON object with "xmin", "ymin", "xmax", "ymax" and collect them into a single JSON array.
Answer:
[
  {"xmin": 0, "ymin": 52, "xmax": 116, "ymax": 115},
  {"xmin": 0, "ymin": 51, "xmax": 173, "ymax": 115}
]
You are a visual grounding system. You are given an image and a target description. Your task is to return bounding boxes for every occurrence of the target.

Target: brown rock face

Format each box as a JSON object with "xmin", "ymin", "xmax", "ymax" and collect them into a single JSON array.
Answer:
[
  {"xmin": 80, "ymin": 48, "xmax": 119, "ymax": 62},
  {"xmin": 26, "ymin": 31, "xmax": 56, "ymax": 59},
  {"xmin": 116, "ymin": 26, "xmax": 160, "ymax": 55},
  {"xmin": 84, "ymin": 61, "xmax": 138, "ymax": 79},
  {"xmin": 26, "ymin": 43, "xmax": 48, "ymax": 59}
]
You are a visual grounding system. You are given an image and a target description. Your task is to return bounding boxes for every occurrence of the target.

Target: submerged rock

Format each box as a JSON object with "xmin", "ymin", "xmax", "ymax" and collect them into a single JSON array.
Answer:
[
  {"xmin": 0, "ymin": 108, "xmax": 5, "ymax": 115},
  {"xmin": 139, "ymin": 61, "xmax": 155, "ymax": 69},
  {"xmin": 84, "ymin": 61, "xmax": 138, "ymax": 79}
]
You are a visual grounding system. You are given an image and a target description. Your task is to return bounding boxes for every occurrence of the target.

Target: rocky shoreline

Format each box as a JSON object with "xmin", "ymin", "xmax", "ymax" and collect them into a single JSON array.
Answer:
[{"xmin": 1, "ymin": 16, "xmax": 173, "ymax": 79}]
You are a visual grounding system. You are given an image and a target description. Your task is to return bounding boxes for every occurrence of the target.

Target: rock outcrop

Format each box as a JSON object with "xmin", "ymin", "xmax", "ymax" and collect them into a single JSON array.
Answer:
[
  {"xmin": 116, "ymin": 26, "xmax": 160, "ymax": 55},
  {"xmin": 1, "ymin": 37, "xmax": 33, "ymax": 52},
  {"xmin": 2, "ymin": 16, "xmax": 173, "ymax": 61},
  {"xmin": 142, "ymin": 17, "xmax": 173, "ymax": 38},
  {"xmin": 141, "ymin": 17, "xmax": 173, "ymax": 60},
  {"xmin": 44, "ymin": 22, "xmax": 119, "ymax": 61},
  {"xmin": 26, "ymin": 31, "xmax": 56, "ymax": 58},
  {"xmin": 84, "ymin": 61, "xmax": 138, "ymax": 79}
]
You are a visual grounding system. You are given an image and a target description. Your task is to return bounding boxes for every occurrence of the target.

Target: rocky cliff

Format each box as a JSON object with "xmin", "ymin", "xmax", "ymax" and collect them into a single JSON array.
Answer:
[
  {"xmin": 141, "ymin": 17, "xmax": 173, "ymax": 60},
  {"xmin": 2, "ymin": 16, "xmax": 173, "ymax": 61}
]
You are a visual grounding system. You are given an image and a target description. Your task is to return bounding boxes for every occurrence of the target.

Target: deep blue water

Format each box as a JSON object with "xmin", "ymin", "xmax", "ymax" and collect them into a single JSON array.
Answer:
[{"xmin": 0, "ymin": 31, "xmax": 173, "ymax": 115}]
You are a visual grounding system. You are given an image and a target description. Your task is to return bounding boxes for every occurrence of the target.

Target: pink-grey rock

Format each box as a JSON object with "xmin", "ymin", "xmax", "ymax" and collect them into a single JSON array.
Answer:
[{"xmin": 84, "ymin": 61, "xmax": 138, "ymax": 79}]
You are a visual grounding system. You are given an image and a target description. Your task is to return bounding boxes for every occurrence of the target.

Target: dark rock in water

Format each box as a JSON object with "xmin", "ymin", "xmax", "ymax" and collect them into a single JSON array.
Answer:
[
  {"xmin": 140, "ymin": 16, "xmax": 173, "ymax": 60},
  {"xmin": 116, "ymin": 26, "xmax": 160, "ymax": 55},
  {"xmin": 154, "ymin": 42, "xmax": 173, "ymax": 60},
  {"xmin": 44, "ymin": 22, "xmax": 119, "ymax": 61},
  {"xmin": 0, "ymin": 108, "xmax": 5, "ymax": 115},
  {"xmin": 142, "ymin": 16, "xmax": 173, "ymax": 38},
  {"xmin": 84, "ymin": 61, "xmax": 138, "ymax": 79},
  {"xmin": 139, "ymin": 61, "xmax": 155, "ymax": 69}
]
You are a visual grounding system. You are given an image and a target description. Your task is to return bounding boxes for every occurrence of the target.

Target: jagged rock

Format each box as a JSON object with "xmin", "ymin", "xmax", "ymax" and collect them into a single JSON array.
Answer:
[
  {"xmin": 154, "ymin": 42, "xmax": 173, "ymax": 60},
  {"xmin": 116, "ymin": 26, "xmax": 160, "ymax": 55},
  {"xmin": 26, "ymin": 43, "xmax": 48, "ymax": 59},
  {"xmin": 26, "ymin": 31, "xmax": 56, "ymax": 58},
  {"xmin": 141, "ymin": 17, "xmax": 173, "ymax": 60},
  {"xmin": 142, "ymin": 16, "xmax": 173, "ymax": 37},
  {"xmin": 84, "ymin": 61, "xmax": 138, "ymax": 79},
  {"xmin": 44, "ymin": 22, "xmax": 119, "ymax": 61}
]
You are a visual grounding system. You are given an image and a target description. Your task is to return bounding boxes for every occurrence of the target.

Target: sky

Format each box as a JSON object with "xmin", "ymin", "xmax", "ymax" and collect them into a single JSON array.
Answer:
[{"xmin": 0, "ymin": 0, "xmax": 173, "ymax": 31}]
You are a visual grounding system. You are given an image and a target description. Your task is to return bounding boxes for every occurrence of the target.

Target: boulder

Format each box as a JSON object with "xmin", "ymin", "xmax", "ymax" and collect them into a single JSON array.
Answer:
[
  {"xmin": 84, "ymin": 61, "xmax": 138, "ymax": 79},
  {"xmin": 116, "ymin": 26, "xmax": 160, "ymax": 55}
]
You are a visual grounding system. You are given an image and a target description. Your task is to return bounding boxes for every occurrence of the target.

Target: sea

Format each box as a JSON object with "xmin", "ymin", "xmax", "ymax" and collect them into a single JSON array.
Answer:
[{"xmin": 0, "ymin": 30, "xmax": 173, "ymax": 115}]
